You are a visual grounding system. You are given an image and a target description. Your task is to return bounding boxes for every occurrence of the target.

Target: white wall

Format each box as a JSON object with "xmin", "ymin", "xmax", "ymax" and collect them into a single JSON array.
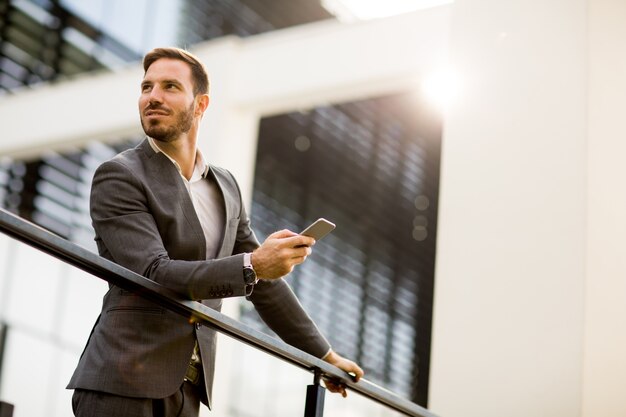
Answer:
[
  {"xmin": 584, "ymin": 1, "xmax": 626, "ymax": 416},
  {"xmin": 429, "ymin": 1, "xmax": 587, "ymax": 416}
]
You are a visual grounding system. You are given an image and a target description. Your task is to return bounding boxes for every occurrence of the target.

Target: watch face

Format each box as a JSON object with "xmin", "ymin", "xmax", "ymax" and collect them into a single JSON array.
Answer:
[{"xmin": 243, "ymin": 266, "xmax": 257, "ymax": 285}]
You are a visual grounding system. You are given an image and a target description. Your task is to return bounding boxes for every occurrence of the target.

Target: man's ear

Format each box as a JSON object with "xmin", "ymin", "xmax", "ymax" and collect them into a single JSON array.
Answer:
[{"xmin": 195, "ymin": 94, "xmax": 210, "ymax": 116}]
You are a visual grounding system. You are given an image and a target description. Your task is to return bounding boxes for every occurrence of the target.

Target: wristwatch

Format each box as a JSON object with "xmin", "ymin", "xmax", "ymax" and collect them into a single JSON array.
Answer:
[{"xmin": 243, "ymin": 253, "xmax": 258, "ymax": 286}]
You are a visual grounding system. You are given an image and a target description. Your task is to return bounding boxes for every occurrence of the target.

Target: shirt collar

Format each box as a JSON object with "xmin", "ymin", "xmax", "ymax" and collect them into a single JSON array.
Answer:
[{"xmin": 148, "ymin": 137, "xmax": 209, "ymax": 179}]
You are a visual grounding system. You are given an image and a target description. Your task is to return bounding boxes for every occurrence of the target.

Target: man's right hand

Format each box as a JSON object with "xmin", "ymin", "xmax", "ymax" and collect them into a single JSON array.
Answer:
[{"xmin": 251, "ymin": 230, "xmax": 315, "ymax": 279}]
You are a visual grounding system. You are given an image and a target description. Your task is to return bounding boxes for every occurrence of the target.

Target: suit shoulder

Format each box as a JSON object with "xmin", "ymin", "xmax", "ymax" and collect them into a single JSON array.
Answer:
[
  {"xmin": 96, "ymin": 142, "xmax": 148, "ymax": 174},
  {"xmin": 210, "ymin": 165, "xmax": 238, "ymax": 184},
  {"xmin": 109, "ymin": 144, "xmax": 144, "ymax": 167}
]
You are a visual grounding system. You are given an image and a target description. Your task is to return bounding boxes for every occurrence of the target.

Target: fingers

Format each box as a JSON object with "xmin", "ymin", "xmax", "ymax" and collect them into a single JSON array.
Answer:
[
  {"xmin": 291, "ymin": 235, "xmax": 316, "ymax": 248},
  {"xmin": 323, "ymin": 351, "xmax": 365, "ymax": 381},
  {"xmin": 323, "ymin": 378, "xmax": 347, "ymax": 398},
  {"xmin": 252, "ymin": 232, "xmax": 315, "ymax": 279},
  {"xmin": 346, "ymin": 361, "xmax": 364, "ymax": 382},
  {"xmin": 320, "ymin": 350, "xmax": 365, "ymax": 398},
  {"xmin": 266, "ymin": 230, "xmax": 315, "ymax": 249},
  {"xmin": 268, "ymin": 229, "xmax": 298, "ymax": 239},
  {"xmin": 292, "ymin": 245, "xmax": 312, "ymax": 258},
  {"xmin": 336, "ymin": 359, "xmax": 363, "ymax": 382}
]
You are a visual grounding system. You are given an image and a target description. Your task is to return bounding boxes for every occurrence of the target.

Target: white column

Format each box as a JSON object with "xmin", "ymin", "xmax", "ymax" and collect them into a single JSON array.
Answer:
[
  {"xmin": 429, "ymin": 1, "xmax": 587, "ymax": 416},
  {"xmin": 584, "ymin": 1, "xmax": 626, "ymax": 416}
]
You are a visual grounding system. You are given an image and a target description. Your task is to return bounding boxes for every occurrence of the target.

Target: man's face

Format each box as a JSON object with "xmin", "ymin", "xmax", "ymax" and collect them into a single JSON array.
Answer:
[{"xmin": 139, "ymin": 58, "xmax": 197, "ymax": 142}]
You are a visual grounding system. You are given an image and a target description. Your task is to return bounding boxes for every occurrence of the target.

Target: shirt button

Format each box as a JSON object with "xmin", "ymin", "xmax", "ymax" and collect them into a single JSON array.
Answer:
[{"xmin": 196, "ymin": 323, "xmax": 201, "ymax": 330}]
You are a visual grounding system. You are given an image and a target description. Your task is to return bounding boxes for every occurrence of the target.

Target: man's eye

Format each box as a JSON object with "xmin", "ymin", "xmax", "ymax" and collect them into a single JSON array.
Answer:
[
  {"xmin": 166, "ymin": 83, "xmax": 177, "ymax": 89},
  {"xmin": 141, "ymin": 85, "xmax": 152, "ymax": 92}
]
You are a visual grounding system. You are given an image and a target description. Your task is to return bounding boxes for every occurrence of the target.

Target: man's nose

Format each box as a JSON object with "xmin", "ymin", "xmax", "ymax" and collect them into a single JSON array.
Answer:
[{"xmin": 147, "ymin": 86, "xmax": 164, "ymax": 103}]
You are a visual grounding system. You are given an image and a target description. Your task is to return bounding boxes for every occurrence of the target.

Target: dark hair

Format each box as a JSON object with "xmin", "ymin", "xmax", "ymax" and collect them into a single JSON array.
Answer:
[{"xmin": 143, "ymin": 47, "xmax": 209, "ymax": 96}]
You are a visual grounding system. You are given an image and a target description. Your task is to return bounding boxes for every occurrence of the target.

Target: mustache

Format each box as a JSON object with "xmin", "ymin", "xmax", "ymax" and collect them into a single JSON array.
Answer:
[{"xmin": 144, "ymin": 103, "xmax": 171, "ymax": 113}]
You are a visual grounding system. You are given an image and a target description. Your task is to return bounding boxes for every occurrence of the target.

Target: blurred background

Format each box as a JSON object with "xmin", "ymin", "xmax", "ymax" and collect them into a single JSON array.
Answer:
[{"xmin": 0, "ymin": 0, "xmax": 625, "ymax": 416}]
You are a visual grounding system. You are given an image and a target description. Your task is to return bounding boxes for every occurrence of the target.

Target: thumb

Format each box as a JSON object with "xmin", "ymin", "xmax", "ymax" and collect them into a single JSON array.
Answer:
[{"xmin": 268, "ymin": 229, "xmax": 298, "ymax": 239}]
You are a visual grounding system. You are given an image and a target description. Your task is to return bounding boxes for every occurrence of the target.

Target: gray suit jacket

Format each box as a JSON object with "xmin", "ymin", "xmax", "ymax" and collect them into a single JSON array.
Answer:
[{"xmin": 67, "ymin": 139, "xmax": 330, "ymax": 408}]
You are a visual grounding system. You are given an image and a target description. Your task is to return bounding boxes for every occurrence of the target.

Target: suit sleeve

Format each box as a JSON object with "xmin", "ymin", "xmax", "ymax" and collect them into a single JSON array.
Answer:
[
  {"xmin": 225, "ymin": 173, "xmax": 331, "ymax": 357},
  {"xmin": 90, "ymin": 159, "xmax": 248, "ymax": 300},
  {"xmin": 248, "ymin": 279, "xmax": 332, "ymax": 358}
]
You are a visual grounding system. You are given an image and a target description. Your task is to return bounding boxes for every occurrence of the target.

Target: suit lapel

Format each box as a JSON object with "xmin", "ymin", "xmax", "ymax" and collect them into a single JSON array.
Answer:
[
  {"xmin": 206, "ymin": 166, "xmax": 229, "ymax": 254},
  {"xmin": 141, "ymin": 139, "xmax": 206, "ymax": 258}
]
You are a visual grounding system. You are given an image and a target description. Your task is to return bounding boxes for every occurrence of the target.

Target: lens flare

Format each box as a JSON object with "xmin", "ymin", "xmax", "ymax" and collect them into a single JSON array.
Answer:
[{"xmin": 422, "ymin": 68, "xmax": 461, "ymax": 110}]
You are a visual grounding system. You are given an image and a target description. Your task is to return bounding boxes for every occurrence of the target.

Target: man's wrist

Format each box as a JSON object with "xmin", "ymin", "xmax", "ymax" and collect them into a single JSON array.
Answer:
[
  {"xmin": 243, "ymin": 252, "xmax": 252, "ymax": 269},
  {"xmin": 243, "ymin": 252, "xmax": 258, "ymax": 286},
  {"xmin": 321, "ymin": 349, "xmax": 333, "ymax": 361}
]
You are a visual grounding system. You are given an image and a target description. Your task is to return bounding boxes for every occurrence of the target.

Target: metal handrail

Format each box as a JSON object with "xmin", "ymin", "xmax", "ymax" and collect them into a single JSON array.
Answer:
[{"xmin": 0, "ymin": 208, "xmax": 437, "ymax": 417}]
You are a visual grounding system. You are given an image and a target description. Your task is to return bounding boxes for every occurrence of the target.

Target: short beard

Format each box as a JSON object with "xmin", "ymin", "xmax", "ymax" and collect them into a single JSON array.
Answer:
[{"xmin": 141, "ymin": 102, "xmax": 195, "ymax": 142}]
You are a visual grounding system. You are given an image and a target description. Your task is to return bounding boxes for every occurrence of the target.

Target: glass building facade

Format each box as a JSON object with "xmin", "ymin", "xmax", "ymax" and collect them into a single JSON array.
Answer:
[
  {"xmin": 0, "ymin": 0, "xmax": 440, "ymax": 408},
  {"xmin": 244, "ymin": 93, "xmax": 440, "ymax": 403}
]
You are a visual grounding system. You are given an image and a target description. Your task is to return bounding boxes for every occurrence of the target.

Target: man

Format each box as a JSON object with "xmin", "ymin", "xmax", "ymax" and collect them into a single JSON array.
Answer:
[{"xmin": 67, "ymin": 47, "xmax": 363, "ymax": 416}]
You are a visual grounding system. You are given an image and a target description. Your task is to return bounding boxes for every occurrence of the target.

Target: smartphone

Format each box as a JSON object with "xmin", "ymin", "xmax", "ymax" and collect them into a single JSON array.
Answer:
[{"xmin": 299, "ymin": 218, "xmax": 336, "ymax": 242}]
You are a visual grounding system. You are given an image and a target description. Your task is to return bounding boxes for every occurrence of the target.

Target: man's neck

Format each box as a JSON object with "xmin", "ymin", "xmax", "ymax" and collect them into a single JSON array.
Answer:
[{"xmin": 153, "ymin": 134, "xmax": 197, "ymax": 180}]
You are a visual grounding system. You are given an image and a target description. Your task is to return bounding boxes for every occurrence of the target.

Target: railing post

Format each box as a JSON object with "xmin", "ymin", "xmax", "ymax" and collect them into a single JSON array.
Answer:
[
  {"xmin": 304, "ymin": 369, "xmax": 325, "ymax": 417},
  {"xmin": 0, "ymin": 401, "xmax": 14, "ymax": 417}
]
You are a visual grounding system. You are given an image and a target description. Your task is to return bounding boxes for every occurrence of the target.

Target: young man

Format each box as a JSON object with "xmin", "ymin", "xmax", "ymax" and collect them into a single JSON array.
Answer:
[{"xmin": 67, "ymin": 47, "xmax": 363, "ymax": 416}]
